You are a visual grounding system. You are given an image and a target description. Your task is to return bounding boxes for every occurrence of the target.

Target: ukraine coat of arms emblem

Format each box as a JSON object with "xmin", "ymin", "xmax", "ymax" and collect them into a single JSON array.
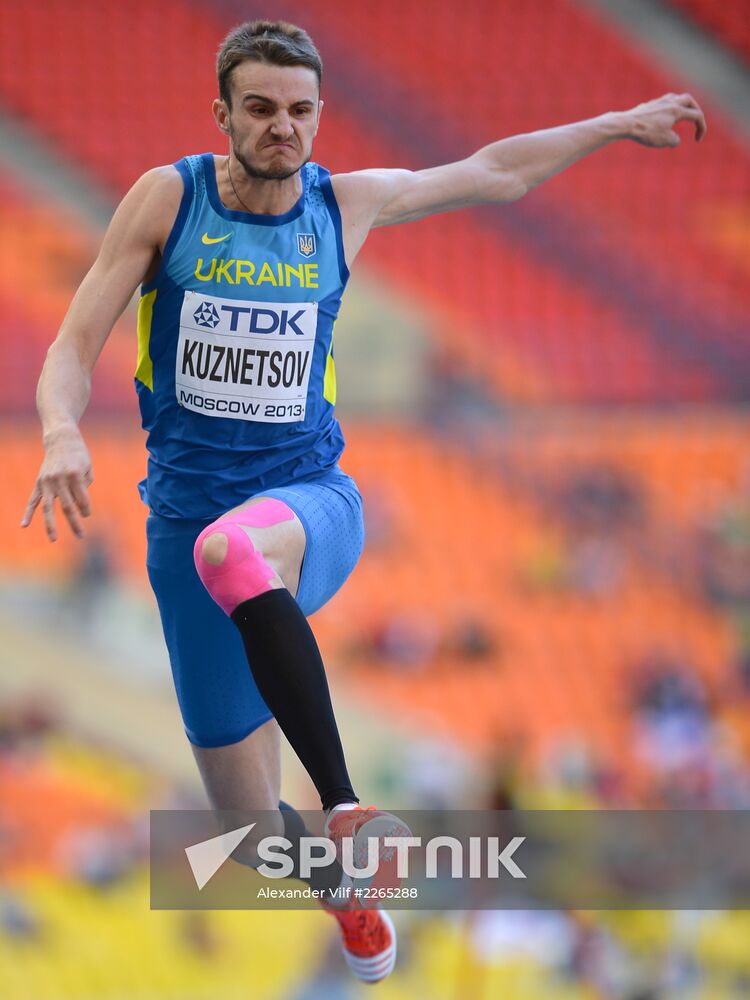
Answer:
[{"xmin": 296, "ymin": 233, "xmax": 316, "ymax": 258}]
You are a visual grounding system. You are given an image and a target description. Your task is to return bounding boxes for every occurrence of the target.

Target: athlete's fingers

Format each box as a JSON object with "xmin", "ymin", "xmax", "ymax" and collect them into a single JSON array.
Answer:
[
  {"xmin": 693, "ymin": 108, "xmax": 707, "ymax": 141},
  {"xmin": 676, "ymin": 95, "xmax": 707, "ymax": 140},
  {"xmin": 69, "ymin": 476, "xmax": 92, "ymax": 518},
  {"xmin": 40, "ymin": 485, "xmax": 58, "ymax": 542},
  {"xmin": 57, "ymin": 481, "xmax": 84, "ymax": 538},
  {"xmin": 676, "ymin": 106, "xmax": 706, "ymax": 142},
  {"xmin": 20, "ymin": 484, "xmax": 42, "ymax": 527}
]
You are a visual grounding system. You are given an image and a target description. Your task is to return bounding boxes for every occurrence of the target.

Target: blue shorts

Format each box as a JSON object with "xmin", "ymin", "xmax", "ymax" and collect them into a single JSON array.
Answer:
[{"xmin": 146, "ymin": 465, "xmax": 365, "ymax": 748}]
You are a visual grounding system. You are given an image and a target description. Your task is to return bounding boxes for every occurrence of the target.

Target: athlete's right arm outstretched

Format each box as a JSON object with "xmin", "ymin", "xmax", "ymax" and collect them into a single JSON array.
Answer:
[{"xmin": 21, "ymin": 167, "xmax": 182, "ymax": 541}]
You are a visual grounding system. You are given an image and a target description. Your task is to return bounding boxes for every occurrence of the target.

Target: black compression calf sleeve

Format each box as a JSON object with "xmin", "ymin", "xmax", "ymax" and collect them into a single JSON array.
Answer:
[{"xmin": 231, "ymin": 588, "xmax": 358, "ymax": 811}]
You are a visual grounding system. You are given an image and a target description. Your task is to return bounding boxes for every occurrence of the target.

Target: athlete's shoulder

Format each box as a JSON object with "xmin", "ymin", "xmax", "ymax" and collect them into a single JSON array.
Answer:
[
  {"xmin": 330, "ymin": 168, "xmax": 412, "ymax": 217},
  {"xmin": 122, "ymin": 164, "xmax": 185, "ymax": 214},
  {"xmin": 107, "ymin": 164, "xmax": 187, "ymax": 252},
  {"xmin": 135, "ymin": 163, "xmax": 186, "ymax": 198}
]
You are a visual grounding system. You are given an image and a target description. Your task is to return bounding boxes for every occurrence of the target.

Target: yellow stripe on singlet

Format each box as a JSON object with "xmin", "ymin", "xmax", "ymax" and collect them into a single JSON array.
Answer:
[
  {"xmin": 135, "ymin": 289, "xmax": 157, "ymax": 390},
  {"xmin": 323, "ymin": 336, "xmax": 337, "ymax": 405}
]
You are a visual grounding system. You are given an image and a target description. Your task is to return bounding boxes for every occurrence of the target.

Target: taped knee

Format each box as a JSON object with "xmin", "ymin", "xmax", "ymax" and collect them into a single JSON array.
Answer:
[{"xmin": 193, "ymin": 498, "xmax": 295, "ymax": 616}]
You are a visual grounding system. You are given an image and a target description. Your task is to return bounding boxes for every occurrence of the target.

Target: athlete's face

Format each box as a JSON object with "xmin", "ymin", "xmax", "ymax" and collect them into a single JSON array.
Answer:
[{"xmin": 213, "ymin": 61, "xmax": 322, "ymax": 181}]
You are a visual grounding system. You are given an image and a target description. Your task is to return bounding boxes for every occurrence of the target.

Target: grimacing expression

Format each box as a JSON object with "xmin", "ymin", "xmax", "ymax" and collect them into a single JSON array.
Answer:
[{"xmin": 217, "ymin": 61, "xmax": 322, "ymax": 181}]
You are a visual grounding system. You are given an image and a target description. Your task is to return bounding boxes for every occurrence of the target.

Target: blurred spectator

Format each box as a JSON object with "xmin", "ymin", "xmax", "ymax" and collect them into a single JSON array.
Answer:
[
  {"xmin": 517, "ymin": 532, "xmax": 569, "ymax": 592},
  {"xmin": 567, "ymin": 534, "xmax": 627, "ymax": 597},
  {"xmin": 631, "ymin": 652, "xmax": 712, "ymax": 777},
  {"xmin": 0, "ymin": 891, "xmax": 41, "ymax": 941},
  {"xmin": 360, "ymin": 485, "xmax": 399, "ymax": 552},
  {"xmin": 693, "ymin": 495, "xmax": 750, "ymax": 607},
  {"xmin": 427, "ymin": 342, "xmax": 495, "ymax": 427},
  {"xmin": 537, "ymin": 735, "xmax": 602, "ymax": 806},
  {"xmin": 64, "ymin": 532, "xmax": 115, "ymax": 629},
  {"xmin": 516, "ymin": 522, "xmax": 626, "ymax": 599},
  {"xmin": 558, "ymin": 464, "xmax": 645, "ymax": 534},
  {"xmin": 485, "ymin": 730, "xmax": 526, "ymax": 810},
  {"xmin": 468, "ymin": 908, "xmax": 578, "ymax": 968},
  {"xmin": 57, "ymin": 823, "xmax": 139, "ymax": 888},
  {"xmin": 352, "ymin": 610, "xmax": 497, "ymax": 671},
  {"xmin": 732, "ymin": 612, "xmax": 750, "ymax": 695},
  {"xmin": 356, "ymin": 611, "xmax": 440, "ymax": 672},
  {"xmin": 448, "ymin": 616, "xmax": 496, "ymax": 662},
  {"xmin": 402, "ymin": 738, "xmax": 470, "ymax": 809},
  {"xmin": 632, "ymin": 653, "xmax": 710, "ymax": 721},
  {"xmin": 0, "ymin": 694, "xmax": 59, "ymax": 756},
  {"xmin": 532, "ymin": 733, "xmax": 629, "ymax": 807},
  {"xmin": 179, "ymin": 912, "xmax": 222, "ymax": 958},
  {"xmin": 627, "ymin": 648, "xmax": 750, "ymax": 808}
]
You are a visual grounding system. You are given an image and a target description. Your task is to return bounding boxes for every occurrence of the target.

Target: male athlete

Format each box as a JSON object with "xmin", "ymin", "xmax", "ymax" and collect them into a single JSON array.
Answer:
[{"xmin": 22, "ymin": 20, "xmax": 706, "ymax": 983}]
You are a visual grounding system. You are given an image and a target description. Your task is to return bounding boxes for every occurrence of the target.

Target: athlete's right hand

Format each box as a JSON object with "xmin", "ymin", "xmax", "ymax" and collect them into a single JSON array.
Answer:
[{"xmin": 21, "ymin": 428, "xmax": 93, "ymax": 542}]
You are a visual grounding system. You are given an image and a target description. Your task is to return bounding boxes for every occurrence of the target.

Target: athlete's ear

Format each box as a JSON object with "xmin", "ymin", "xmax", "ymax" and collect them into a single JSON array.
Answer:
[
  {"xmin": 314, "ymin": 99, "xmax": 324, "ymax": 136},
  {"xmin": 213, "ymin": 98, "xmax": 231, "ymax": 135}
]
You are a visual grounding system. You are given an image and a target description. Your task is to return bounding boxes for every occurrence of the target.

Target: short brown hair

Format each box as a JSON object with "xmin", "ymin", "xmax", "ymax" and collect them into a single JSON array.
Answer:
[{"xmin": 217, "ymin": 20, "xmax": 322, "ymax": 107}]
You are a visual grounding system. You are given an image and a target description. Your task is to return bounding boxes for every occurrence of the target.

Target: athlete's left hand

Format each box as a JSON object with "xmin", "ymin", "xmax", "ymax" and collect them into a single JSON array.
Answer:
[
  {"xmin": 625, "ymin": 93, "xmax": 707, "ymax": 147},
  {"xmin": 21, "ymin": 427, "xmax": 93, "ymax": 542}
]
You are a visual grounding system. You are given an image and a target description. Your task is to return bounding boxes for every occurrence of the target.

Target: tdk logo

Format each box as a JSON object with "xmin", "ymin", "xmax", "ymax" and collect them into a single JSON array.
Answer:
[
  {"xmin": 193, "ymin": 302, "xmax": 221, "ymax": 328},
  {"xmin": 220, "ymin": 304, "xmax": 307, "ymax": 336}
]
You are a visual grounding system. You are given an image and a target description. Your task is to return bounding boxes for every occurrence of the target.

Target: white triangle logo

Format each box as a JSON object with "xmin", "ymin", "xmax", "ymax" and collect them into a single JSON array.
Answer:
[{"xmin": 184, "ymin": 823, "xmax": 256, "ymax": 890}]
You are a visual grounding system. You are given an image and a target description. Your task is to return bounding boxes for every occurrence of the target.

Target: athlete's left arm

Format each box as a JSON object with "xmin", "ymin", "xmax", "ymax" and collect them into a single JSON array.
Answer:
[{"xmin": 333, "ymin": 93, "xmax": 706, "ymax": 261}]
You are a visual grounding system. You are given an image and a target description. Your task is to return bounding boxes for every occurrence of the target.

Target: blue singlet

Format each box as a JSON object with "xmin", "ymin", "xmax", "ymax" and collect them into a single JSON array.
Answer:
[{"xmin": 134, "ymin": 152, "xmax": 350, "ymax": 519}]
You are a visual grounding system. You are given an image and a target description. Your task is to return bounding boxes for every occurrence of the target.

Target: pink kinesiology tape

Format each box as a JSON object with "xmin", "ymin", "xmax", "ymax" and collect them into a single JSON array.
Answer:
[{"xmin": 193, "ymin": 498, "xmax": 295, "ymax": 615}]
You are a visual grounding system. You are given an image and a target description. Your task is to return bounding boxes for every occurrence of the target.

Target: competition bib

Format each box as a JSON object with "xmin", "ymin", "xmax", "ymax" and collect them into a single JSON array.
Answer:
[{"xmin": 176, "ymin": 290, "xmax": 318, "ymax": 423}]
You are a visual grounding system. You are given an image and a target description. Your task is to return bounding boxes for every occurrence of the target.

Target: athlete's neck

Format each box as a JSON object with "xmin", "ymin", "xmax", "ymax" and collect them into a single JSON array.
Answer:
[{"xmin": 217, "ymin": 155, "xmax": 303, "ymax": 216}]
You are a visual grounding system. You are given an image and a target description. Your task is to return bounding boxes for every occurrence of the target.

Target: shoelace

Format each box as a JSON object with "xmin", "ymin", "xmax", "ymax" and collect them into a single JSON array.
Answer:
[
  {"xmin": 327, "ymin": 804, "xmax": 376, "ymax": 838},
  {"xmin": 352, "ymin": 805, "xmax": 377, "ymax": 835},
  {"xmin": 338, "ymin": 908, "xmax": 390, "ymax": 954}
]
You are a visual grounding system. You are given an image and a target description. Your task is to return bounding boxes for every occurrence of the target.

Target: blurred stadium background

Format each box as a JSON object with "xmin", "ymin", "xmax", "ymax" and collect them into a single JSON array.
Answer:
[{"xmin": 1, "ymin": 0, "xmax": 749, "ymax": 997}]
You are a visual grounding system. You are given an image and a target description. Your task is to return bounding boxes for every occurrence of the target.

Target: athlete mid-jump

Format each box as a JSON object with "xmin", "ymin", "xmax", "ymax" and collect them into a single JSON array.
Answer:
[{"xmin": 22, "ymin": 19, "xmax": 705, "ymax": 983}]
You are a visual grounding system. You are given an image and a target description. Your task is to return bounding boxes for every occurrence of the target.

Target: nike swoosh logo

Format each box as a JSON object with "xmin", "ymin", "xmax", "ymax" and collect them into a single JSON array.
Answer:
[
  {"xmin": 185, "ymin": 823, "xmax": 256, "ymax": 890},
  {"xmin": 201, "ymin": 232, "xmax": 232, "ymax": 245}
]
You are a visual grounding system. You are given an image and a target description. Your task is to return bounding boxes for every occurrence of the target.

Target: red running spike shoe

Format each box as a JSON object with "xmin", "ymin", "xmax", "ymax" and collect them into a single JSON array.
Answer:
[
  {"xmin": 324, "ymin": 806, "xmax": 413, "ymax": 895},
  {"xmin": 322, "ymin": 898, "xmax": 397, "ymax": 983}
]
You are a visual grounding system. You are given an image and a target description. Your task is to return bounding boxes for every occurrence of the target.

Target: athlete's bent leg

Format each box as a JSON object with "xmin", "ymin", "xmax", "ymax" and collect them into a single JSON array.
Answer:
[
  {"xmin": 194, "ymin": 496, "xmax": 358, "ymax": 812},
  {"xmin": 192, "ymin": 719, "xmax": 345, "ymax": 899},
  {"xmin": 191, "ymin": 716, "xmax": 282, "ymax": 814}
]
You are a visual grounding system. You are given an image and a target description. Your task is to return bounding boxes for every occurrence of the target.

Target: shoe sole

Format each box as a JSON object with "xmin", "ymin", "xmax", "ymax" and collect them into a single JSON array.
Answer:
[
  {"xmin": 343, "ymin": 909, "xmax": 397, "ymax": 983},
  {"xmin": 351, "ymin": 815, "xmax": 413, "ymax": 898}
]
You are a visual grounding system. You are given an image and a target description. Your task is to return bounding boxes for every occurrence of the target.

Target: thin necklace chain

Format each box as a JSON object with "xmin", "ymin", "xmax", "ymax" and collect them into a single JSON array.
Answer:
[{"xmin": 226, "ymin": 158, "xmax": 254, "ymax": 214}]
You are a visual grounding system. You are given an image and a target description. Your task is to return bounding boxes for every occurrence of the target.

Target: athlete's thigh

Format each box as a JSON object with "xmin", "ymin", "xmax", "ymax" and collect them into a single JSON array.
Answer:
[
  {"xmin": 255, "ymin": 469, "xmax": 365, "ymax": 617},
  {"xmin": 216, "ymin": 495, "xmax": 306, "ymax": 599},
  {"xmin": 146, "ymin": 513, "xmax": 274, "ymax": 748}
]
